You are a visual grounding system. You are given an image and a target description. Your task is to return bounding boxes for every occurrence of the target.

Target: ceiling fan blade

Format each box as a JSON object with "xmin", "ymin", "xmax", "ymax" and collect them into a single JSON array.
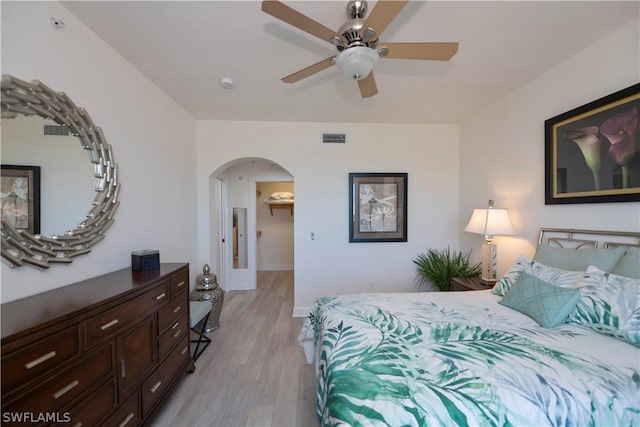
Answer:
[
  {"xmin": 262, "ymin": 1, "xmax": 337, "ymax": 44},
  {"xmin": 381, "ymin": 42, "xmax": 459, "ymax": 61},
  {"xmin": 358, "ymin": 72, "xmax": 378, "ymax": 98},
  {"xmin": 282, "ymin": 56, "xmax": 336, "ymax": 83},
  {"xmin": 360, "ymin": 0, "xmax": 408, "ymax": 40}
]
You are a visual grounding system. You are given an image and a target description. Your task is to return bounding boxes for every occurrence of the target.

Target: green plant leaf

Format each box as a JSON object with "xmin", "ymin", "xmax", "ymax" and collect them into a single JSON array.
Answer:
[{"xmin": 413, "ymin": 247, "xmax": 481, "ymax": 291}]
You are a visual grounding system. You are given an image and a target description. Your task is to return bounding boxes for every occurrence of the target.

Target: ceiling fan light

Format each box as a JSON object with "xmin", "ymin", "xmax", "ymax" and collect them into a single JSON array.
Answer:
[{"xmin": 336, "ymin": 46, "xmax": 379, "ymax": 80}]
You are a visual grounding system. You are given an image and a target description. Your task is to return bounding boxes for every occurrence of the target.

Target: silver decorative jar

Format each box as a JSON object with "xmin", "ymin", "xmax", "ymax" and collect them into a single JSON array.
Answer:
[{"xmin": 190, "ymin": 264, "xmax": 224, "ymax": 332}]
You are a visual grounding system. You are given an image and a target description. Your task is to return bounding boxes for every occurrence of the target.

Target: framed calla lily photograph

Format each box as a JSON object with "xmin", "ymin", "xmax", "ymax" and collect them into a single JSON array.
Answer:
[
  {"xmin": 545, "ymin": 83, "xmax": 640, "ymax": 204},
  {"xmin": 349, "ymin": 172, "xmax": 407, "ymax": 242}
]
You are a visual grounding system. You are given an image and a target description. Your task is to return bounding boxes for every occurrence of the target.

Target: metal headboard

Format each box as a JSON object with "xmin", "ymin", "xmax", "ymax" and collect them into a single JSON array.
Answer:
[{"xmin": 538, "ymin": 228, "xmax": 640, "ymax": 249}]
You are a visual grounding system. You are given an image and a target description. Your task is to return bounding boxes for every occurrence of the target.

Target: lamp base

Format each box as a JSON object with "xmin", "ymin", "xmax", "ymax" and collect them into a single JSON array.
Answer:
[{"xmin": 480, "ymin": 241, "xmax": 497, "ymax": 284}]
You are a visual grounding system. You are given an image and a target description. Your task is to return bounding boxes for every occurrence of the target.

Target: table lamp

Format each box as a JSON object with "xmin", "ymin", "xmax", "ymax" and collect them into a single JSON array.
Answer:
[{"xmin": 464, "ymin": 200, "xmax": 517, "ymax": 284}]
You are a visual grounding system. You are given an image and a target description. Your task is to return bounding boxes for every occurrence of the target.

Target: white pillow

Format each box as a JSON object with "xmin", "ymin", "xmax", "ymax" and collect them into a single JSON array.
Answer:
[
  {"xmin": 567, "ymin": 266, "xmax": 640, "ymax": 347},
  {"xmin": 269, "ymin": 191, "xmax": 294, "ymax": 200},
  {"xmin": 491, "ymin": 255, "xmax": 583, "ymax": 296}
]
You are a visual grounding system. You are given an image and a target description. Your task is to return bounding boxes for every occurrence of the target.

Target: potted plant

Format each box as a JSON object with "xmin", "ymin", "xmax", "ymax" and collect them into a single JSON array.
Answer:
[{"xmin": 413, "ymin": 247, "xmax": 481, "ymax": 291}]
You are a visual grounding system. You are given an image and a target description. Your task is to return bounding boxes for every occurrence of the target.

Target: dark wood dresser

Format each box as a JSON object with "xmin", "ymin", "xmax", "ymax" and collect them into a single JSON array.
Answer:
[{"xmin": 1, "ymin": 263, "xmax": 190, "ymax": 427}]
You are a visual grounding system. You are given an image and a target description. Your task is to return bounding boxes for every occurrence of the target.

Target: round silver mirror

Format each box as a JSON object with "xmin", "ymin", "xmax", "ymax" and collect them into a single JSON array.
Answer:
[{"xmin": 1, "ymin": 75, "xmax": 120, "ymax": 269}]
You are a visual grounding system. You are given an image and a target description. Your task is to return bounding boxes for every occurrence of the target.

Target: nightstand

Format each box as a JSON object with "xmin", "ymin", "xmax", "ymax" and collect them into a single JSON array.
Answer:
[{"xmin": 450, "ymin": 277, "xmax": 495, "ymax": 291}]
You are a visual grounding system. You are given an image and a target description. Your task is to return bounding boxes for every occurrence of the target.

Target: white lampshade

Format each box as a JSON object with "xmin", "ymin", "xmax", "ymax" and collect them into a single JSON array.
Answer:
[
  {"xmin": 335, "ymin": 46, "xmax": 379, "ymax": 81},
  {"xmin": 464, "ymin": 200, "xmax": 517, "ymax": 284},
  {"xmin": 464, "ymin": 207, "xmax": 516, "ymax": 239}
]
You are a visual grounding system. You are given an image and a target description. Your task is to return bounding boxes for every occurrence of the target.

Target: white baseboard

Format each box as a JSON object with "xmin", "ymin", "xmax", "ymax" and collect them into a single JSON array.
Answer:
[
  {"xmin": 228, "ymin": 282, "xmax": 255, "ymax": 291},
  {"xmin": 258, "ymin": 264, "xmax": 294, "ymax": 271},
  {"xmin": 292, "ymin": 306, "xmax": 311, "ymax": 318}
]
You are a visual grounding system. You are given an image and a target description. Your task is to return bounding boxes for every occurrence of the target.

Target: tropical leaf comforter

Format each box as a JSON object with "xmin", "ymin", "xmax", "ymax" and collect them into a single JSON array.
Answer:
[{"xmin": 298, "ymin": 290, "xmax": 640, "ymax": 426}]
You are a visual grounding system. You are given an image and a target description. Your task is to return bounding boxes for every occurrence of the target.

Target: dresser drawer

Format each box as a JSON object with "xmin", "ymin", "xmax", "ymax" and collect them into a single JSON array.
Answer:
[
  {"xmin": 84, "ymin": 284, "xmax": 169, "ymax": 349},
  {"xmin": 101, "ymin": 390, "xmax": 139, "ymax": 427},
  {"xmin": 158, "ymin": 316, "xmax": 188, "ymax": 360},
  {"xmin": 169, "ymin": 270, "xmax": 188, "ymax": 298},
  {"xmin": 1, "ymin": 326, "xmax": 80, "ymax": 396},
  {"xmin": 141, "ymin": 336, "xmax": 189, "ymax": 417},
  {"xmin": 56, "ymin": 378, "xmax": 116, "ymax": 427},
  {"xmin": 158, "ymin": 292, "xmax": 188, "ymax": 334},
  {"xmin": 3, "ymin": 344, "xmax": 112, "ymax": 417}
]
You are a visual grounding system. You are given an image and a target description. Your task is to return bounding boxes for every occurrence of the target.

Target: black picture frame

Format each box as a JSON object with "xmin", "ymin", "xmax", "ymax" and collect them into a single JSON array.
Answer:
[
  {"xmin": 544, "ymin": 83, "xmax": 640, "ymax": 204},
  {"xmin": 349, "ymin": 172, "xmax": 407, "ymax": 242},
  {"xmin": 1, "ymin": 165, "xmax": 41, "ymax": 234}
]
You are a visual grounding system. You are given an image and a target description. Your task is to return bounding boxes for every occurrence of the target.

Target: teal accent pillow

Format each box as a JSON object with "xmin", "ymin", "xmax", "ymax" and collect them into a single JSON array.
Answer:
[
  {"xmin": 567, "ymin": 266, "xmax": 640, "ymax": 347},
  {"xmin": 533, "ymin": 245, "xmax": 625, "ymax": 272},
  {"xmin": 499, "ymin": 272, "xmax": 581, "ymax": 327},
  {"xmin": 612, "ymin": 246, "xmax": 640, "ymax": 279},
  {"xmin": 492, "ymin": 255, "xmax": 583, "ymax": 297}
]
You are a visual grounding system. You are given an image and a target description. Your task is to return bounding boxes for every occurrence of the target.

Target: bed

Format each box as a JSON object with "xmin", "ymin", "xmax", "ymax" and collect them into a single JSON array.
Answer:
[{"xmin": 299, "ymin": 228, "xmax": 640, "ymax": 426}]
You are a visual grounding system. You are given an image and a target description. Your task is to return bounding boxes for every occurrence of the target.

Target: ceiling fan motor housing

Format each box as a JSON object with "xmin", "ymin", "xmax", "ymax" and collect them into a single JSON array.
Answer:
[
  {"xmin": 337, "ymin": 1, "xmax": 378, "ymax": 51},
  {"xmin": 336, "ymin": 20, "xmax": 379, "ymax": 51}
]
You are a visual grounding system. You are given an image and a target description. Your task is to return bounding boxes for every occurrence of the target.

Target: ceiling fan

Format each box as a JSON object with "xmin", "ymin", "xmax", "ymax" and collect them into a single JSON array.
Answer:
[{"xmin": 261, "ymin": 0, "xmax": 459, "ymax": 98}]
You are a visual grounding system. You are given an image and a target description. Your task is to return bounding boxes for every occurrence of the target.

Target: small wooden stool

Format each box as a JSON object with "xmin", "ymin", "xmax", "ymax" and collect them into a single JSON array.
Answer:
[{"xmin": 189, "ymin": 302, "xmax": 212, "ymax": 362}]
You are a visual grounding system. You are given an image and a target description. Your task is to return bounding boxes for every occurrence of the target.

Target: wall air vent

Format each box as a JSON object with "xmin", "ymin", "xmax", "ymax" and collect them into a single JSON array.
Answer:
[
  {"xmin": 322, "ymin": 133, "xmax": 346, "ymax": 144},
  {"xmin": 44, "ymin": 124, "xmax": 70, "ymax": 136}
]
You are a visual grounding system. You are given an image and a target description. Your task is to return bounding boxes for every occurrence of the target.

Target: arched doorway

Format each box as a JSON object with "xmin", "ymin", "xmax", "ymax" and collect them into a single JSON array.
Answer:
[{"xmin": 209, "ymin": 158, "xmax": 294, "ymax": 292}]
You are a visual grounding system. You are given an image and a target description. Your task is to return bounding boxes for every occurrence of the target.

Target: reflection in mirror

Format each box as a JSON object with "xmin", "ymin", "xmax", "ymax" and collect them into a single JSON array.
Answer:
[
  {"xmin": 0, "ymin": 75, "xmax": 120, "ymax": 269},
  {"xmin": 1, "ymin": 116, "xmax": 95, "ymax": 234},
  {"xmin": 232, "ymin": 207, "xmax": 247, "ymax": 269}
]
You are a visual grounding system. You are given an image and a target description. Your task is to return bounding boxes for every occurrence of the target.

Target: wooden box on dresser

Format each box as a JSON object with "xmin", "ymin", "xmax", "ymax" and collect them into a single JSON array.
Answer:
[{"xmin": 1, "ymin": 263, "xmax": 191, "ymax": 427}]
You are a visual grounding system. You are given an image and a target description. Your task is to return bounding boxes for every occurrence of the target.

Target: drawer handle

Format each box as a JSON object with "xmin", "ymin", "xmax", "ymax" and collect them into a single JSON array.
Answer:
[
  {"xmin": 171, "ymin": 321, "xmax": 180, "ymax": 330},
  {"xmin": 25, "ymin": 351, "xmax": 57, "ymax": 369},
  {"xmin": 155, "ymin": 293, "xmax": 166, "ymax": 301},
  {"xmin": 172, "ymin": 305, "xmax": 182, "ymax": 313},
  {"xmin": 120, "ymin": 359, "xmax": 126, "ymax": 378},
  {"xmin": 53, "ymin": 379, "xmax": 79, "ymax": 399},
  {"xmin": 181, "ymin": 346, "xmax": 188, "ymax": 355},
  {"xmin": 100, "ymin": 319, "xmax": 119, "ymax": 330},
  {"xmin": 177, "ymin": 281, "xmax": 185, "ymax": 287},
  {"xmin": 173, "ymin": 329, "xmax": 182, "ymax": 338},
  {"xmin": 150, "ymin": 381, "xmax": 162, "ymax": 394},
  {"xmin": 118, "ymin": 413, "xmax": 135, "ymax": 427}
]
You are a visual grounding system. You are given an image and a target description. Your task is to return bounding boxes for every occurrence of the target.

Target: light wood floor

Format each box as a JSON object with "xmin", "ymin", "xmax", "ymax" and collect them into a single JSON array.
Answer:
[{"xmin": 152, "ymin": 270, "xmax": 318, "ymax": 427}]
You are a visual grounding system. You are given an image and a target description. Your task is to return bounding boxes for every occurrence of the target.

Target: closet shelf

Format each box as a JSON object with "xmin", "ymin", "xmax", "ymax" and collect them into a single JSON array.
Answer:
[{"xmin": 269, "ymin": 203, "xmax": 293, "ymax": 216}]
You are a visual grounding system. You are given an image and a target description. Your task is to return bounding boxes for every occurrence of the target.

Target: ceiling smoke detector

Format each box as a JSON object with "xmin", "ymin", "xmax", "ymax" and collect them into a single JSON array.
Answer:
[{"xmin": 219, "ymin": 77, "xmax": 235, "ymax": 90}]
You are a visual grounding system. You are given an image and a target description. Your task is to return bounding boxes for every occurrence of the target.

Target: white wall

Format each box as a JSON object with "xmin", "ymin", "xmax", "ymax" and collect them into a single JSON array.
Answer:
[
  {"xmin": 459, "ymin": 17, "xmax": 640, "ymax": 276},
  {"xmin": 2, "ymin": 116, "xmax": 94, "ymax": 234},
  {"xmin": 197, "ymin": 121, "xmax": 461, "ymax": 315},
  {"xmin": 1, "ymin": 2, "xmax": 198, "ymax": 302}
]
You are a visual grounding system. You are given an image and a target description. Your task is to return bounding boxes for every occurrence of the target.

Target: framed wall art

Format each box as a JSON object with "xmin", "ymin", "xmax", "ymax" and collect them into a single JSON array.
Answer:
[
  {"xmin": 545, "ymin": 83, "xmax": 640, "ymax": 204},
  {"xmin": 349, "ymin": 172, "xmax": 407, "ymax": 242},
  {"xmin": 1, "ymin": 165, "xmax": 41, "ymax": 234}
]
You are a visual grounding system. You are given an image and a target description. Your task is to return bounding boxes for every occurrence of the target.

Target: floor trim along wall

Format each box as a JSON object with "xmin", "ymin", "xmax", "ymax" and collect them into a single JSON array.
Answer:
[{"xmin": 293, "ymin": 306, "xmax": 311, "ymax": 318}]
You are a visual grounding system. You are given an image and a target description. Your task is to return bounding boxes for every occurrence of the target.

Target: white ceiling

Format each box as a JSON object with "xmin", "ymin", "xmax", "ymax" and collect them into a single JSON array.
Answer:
[{"xmin": 61, "ymin": 1, "xmax": 639, "ymax": 124}]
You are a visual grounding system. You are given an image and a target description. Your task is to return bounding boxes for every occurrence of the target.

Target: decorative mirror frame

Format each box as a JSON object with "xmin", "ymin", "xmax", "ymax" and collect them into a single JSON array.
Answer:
[{"xmin": 1, "ymin": 75, "xmax": 120, "ymax": 269}]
